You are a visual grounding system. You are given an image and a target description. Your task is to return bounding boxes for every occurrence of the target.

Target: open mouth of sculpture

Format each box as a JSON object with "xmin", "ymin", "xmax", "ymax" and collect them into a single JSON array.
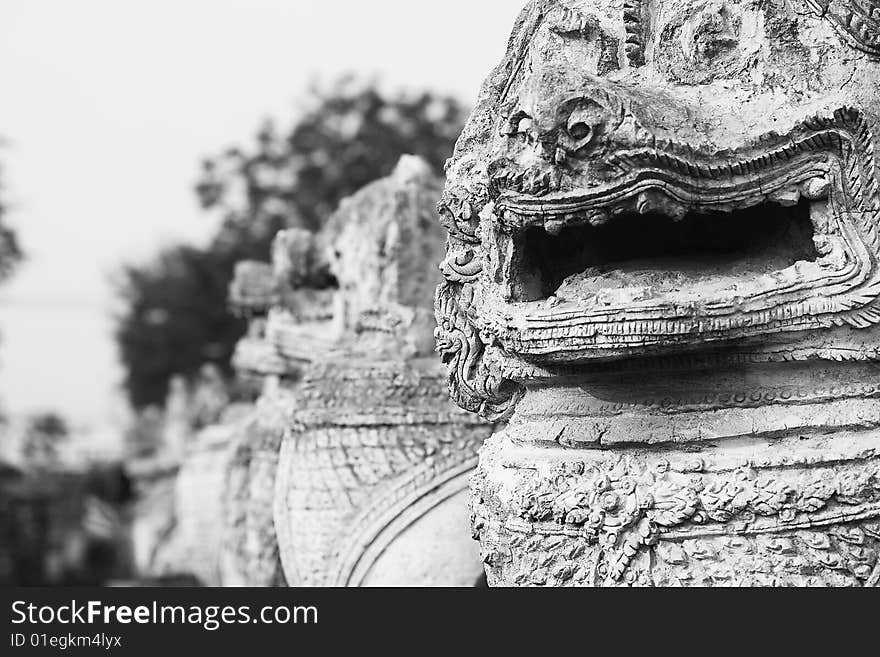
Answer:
[
  {"xmin": 514, "ymin": 198, "xmax": 820, "ymax": 303},
  {"xmin": 489, "ymin": 164, "xmax": 876, "ymax": 358}
]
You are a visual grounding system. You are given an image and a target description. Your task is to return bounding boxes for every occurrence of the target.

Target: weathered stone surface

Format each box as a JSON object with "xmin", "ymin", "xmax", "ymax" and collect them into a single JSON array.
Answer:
[
  {"xmin": 437, "ymin": 0, "xmax": 880, "ymax": 586},
  {"xmin": 274, "ymin": 156, "xmax": 494, "ymax": 586}
]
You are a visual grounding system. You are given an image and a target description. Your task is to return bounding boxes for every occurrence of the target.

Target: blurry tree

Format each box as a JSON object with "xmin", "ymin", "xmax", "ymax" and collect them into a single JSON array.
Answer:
[
  {"xmin": 0, "ymin": 150, "xmax": 23, "ymax": 282},
  {"xmin": 0, "ymin": 149, "xmax": 23, "ymax": 428},
  {"xmin": 122, "ymin": 406, "xmax": 164, "ymax": 460},
  {"xmin": 115, "ymin": 78, "xmax": 466, "ymax": 410},
  {"xmin": 115, "ymin": 246, "xmax": 249, "ymax": 410},
  {"xmin": 196, "ymin": 76, "xmax": 466, "ymax": 233},
  {"xmin": 21, "ymin": 412, "xmax": 69, "ymax": 467}
]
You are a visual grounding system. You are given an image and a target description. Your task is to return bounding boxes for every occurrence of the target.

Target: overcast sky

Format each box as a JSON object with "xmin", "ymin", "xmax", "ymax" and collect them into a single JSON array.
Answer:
[{"xmin": 0, "ymin": 0, "xmax": 524, "ymax": 429}]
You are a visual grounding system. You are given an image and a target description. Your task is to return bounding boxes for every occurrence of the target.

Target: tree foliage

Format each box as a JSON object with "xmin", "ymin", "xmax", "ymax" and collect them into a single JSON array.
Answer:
[
  {"xmin": 21, "ymin": 412, "xmax": 69, "ymax": 467},
  {"xmin": 0, "ymin": 149, "xmax": 23, "ymax": 427},
  {"xmin": 0, "ymin": 153, "xmax": 23, "ymax": 284},
  {"xmin": 115, "ymin": 78, "xmax": 466, "ymax": 409},
  {"xmin": 115, "ymin": 246, "xmax": 249, "ymax": 410}
]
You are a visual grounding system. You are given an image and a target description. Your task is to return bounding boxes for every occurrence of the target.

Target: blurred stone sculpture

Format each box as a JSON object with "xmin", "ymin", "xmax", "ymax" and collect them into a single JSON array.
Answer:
[
  {"xmin": 127, "ymin": 452, "xmax": 178, "ymax": 581},
  {"xmin": 129, "ymin": 389, "xmax": 248, "ymax": 586},
  {"xmin": 437, "ymin": 0, "xmax": 880, "ymax": 586},
  {"xmin": 128, "ymin": 225, "xmax": 337, "ymax": 586},
  {"xmin": 158, "ymin": 414, "xmax": 245, "ymax": 585},
  {"xmin": 126, "ymin": 378, "xmax": 194, "ymax": 582},
  {"xmin": 274, "ymin": 156, "xmax": 495, "ymax": 586},
  {"xmin": 218, "ymin": 235, "xmax": 335, "ymax": 587},
  {"xmin": 219, "ymin": 400, "xmax": 287, "ymax": 586}
]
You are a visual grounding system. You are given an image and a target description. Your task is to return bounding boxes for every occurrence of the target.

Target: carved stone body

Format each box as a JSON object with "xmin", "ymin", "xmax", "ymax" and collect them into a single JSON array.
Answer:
[
  {"xmin": 126, "ymin": 374, "xmax": 234, "ymax": 585},
  {"xmin": 274, "ymin": 358, "xmax": 490, "ymax": 586},
  {"xmin": 164, "ymin": 420, "xmax": 242, "ymax": 585},
  {"xmin": 437, "ymin": 0, "xmax": 880, "ymax": 585},
  {"xmin": 274, "ymin": 156, "xmax": 493, "ymax": 586},
  {"xmin": 219, "ymin": 396, "xmax": 288, "ymax": 587}
]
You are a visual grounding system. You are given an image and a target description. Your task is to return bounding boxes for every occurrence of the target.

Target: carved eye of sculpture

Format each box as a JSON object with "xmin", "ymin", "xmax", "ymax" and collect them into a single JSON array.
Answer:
[
  {"xmin": 567, "ymin": 116, "xmax": 593, "ymax": 141},
  {"xmin": 564, "ymin": 104, "xmax": 604, "ymax": 151}
]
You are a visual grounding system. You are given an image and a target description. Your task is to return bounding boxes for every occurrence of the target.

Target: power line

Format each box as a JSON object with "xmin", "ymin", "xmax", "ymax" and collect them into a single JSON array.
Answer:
[{"xmin": 0, "ymin": 295, "xmax": 109, "ymax": 309}]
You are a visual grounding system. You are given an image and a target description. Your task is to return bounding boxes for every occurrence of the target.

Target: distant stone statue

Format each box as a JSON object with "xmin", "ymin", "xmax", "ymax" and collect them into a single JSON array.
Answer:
[
  {"xmin": 162, "ymin": 376, "xmax": 189, "ymax": 460},
  {"xmin": 273, "ymin": 156, "xmax": 495, "ymax": 586},
  {"xmin": 219, "ymin": 227, "xmax": 337, "ymax": 587},
  {"xmin": 436, "ymin": 0, "xmax": 880, "ymax": 586}
]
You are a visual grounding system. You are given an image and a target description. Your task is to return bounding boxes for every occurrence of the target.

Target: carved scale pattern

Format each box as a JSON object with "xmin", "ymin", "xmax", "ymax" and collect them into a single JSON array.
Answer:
[{"xmin": 275, "ymin": 360, "xmax": 493, "ymax": 586}]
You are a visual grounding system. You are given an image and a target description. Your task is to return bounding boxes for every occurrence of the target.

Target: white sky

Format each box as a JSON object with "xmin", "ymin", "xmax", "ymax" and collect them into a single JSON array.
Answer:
[{"xmin": 0, "ymin": 0, "xmax": 524, "ymax": 429}]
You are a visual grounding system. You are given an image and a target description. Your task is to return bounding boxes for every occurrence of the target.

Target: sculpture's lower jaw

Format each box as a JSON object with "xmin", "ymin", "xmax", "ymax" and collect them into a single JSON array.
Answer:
[{"xmin": 471, "ymin": 376, "xmax": 880, "ymax": 587}]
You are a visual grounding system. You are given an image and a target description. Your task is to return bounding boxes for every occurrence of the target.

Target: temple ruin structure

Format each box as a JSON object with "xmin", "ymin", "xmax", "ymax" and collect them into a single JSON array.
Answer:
[{"xmin": 436, "ymin": 0, "xmax": 880, "ymax": 586}]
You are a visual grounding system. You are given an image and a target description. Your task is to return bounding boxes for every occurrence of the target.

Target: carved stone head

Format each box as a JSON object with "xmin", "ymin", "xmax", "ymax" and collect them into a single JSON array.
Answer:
[
  {"xmin": 325, "ymin": 155, "xmax": 446, "ymax": 357},
  {"xmin": 436, "ymin": 0, "xmax": 880, "ymax": 419}
]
